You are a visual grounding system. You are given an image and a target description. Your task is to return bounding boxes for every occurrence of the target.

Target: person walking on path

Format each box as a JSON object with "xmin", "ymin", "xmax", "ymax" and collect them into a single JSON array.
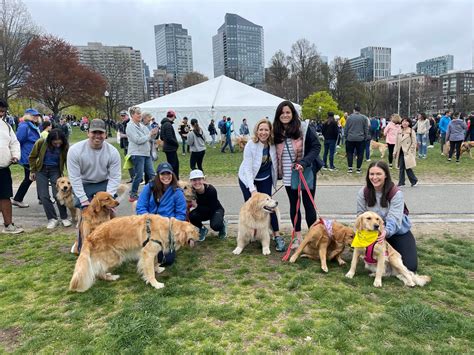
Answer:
[
  {"xmin": 187, "ymin": 119, "xmax": 207, "ymax": 172},
  {"xmin": 321, "ymin": 111, "xmax": 339, "ymax": 170},
  {"xmin": 208, "ymin": 119, "xmax": 217, "ymax": 147},
  {"xmin": 394, "ymin": 118, "xmax": 418, "ymax": 187},
  {"xmin": 221, "ymin": 117, "xmax": 234, "ymax": 153},
  {"xmin": 344, "ymin": 105, "xmax": 368, "ymax": 174},
  {"xmin": 446, "ymin": 112, "xmax": 467, "ymax": 163},
  {"xmin": 438, "ymin": 111, "xmax": 451, "ymax": 155},
  {"xmin": 383, "ymin": 113, "xmax": 401, "ymax": 168},
  {"xmin": 160, "ymin": 109, "xmax": 180, "ymax": 180},
  {"xmin": 413, "ymin": 112, "xmax": 430, "ymax": 159}
]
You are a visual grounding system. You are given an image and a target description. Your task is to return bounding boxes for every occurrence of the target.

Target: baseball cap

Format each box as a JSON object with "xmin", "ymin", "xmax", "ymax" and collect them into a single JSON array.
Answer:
[
  {"xmin": 328, "ymin": 111, "xmax": 334, "ymax": 117},
  {"xmin": 120, "ymin": 110, "xmax": 128, "ymax": 116},
  {"xmin": 88, "ymin": 119, "xmax": 106, "ymax": 132},
  {"xmin": 157, "ymin": 162, "xmax": 174, "ymax": 174},
  {"xmin": 167, "ymin": 109, "xmax": 176, "ymax": 117},
  {"xmin": 189, "ymin": 169, "xmax": 205, "ymax": 180},
  {"xmin": 25, "ymin": 108, "xmax": 40, "ymax": 116}
]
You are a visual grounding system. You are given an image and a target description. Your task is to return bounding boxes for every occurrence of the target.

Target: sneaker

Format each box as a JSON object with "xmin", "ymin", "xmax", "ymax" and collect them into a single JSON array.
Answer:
[
  {"xmin": 274, "ymin": 236, "xmax": 286, "ymax": 252},
  {"xmin": 411, "ymin": 181, "xmax": 418, "ymax": 187},
  {"xmin": 198, "ymin": 226, "xmax": 208, "ymax": 242},
  {"xmin": 428, "ymin": 145, "xmax": 434, "ymax": 148},
  {"xmin": 218, "ymin": 220, "xmax": 227, "ymax": 240},
  {"xmin": 348, "ymin": 167, "xmax": 353, "ymax": 174},
  {"xmin": 47, "ymin": 219, "xmax": 59, "ymax": 229},
  {"xmin": 11, "ymin": 200, "xmax": 29, "ymax": 208},
  {"xmin": 397, "ymin": 183, "xmax": 406, "ymax": 187},
  {"xmin": 126, "ymin": 179, "xmax": 133, "ymax": 184},
  {"xmin": 2, "ymin": 224, "xmax": 24, "ymax": 234},
  {"xmin": 456, "ymin": 160, "xmax": 460, "ymax": 164},
  {"xmin": 128, "ymin": 196, "xmax": 138, "ymax": 203},
  {"xmin": 329, "ymin": 166, "xmax": 337, "ymax": 171},
  {"xmin": 290, "ymin": 235, "xmax": 302, "ymax": 250},
  {"xmin": 356, "ymin": 169, "xmax": 361, "ymax": 174},
  {"xmin": 366, "ymin": 159, "xmax": 371, "ymax": 162},
  {"xmin": 447, "ymin": 158, "xmax": 451, "ymax": 162},
  {"xmin": 61, "ymin": 219, "xmax": 72, "ymax": 227},
  {"xmin": 322, "ymin": 166, "xmax": 328, "ymax": 171},
  {"xmin": 389, "ymin": 164, "xmax": 393, "ymax": 168}
]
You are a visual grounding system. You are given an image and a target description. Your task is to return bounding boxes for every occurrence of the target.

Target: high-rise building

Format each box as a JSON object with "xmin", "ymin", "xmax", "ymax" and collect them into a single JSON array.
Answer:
[
  {"xmin": 439, "ymin": 69, "xmax": 474, "ymax": 112},
  {"xmin": 212, "ymin": 13, "xmax": 264, "ymax": 88},
  {"xmin": 416, "ymin": 55, "xmax": 454, "ymax": 76},
  {"xmin": 154, "ymin": 23, "xmax": 193, "ymax": 90},
  {"xmin": 146, "ymin": 69, "xmax": 175, "ymax": 100},
  {"xmin": 76, "ymin": 42, "xmax": 145, "ymax": 107},
  {"xmin": 349, "ymin": 46, "xmax": 391, "ymax": 82}
]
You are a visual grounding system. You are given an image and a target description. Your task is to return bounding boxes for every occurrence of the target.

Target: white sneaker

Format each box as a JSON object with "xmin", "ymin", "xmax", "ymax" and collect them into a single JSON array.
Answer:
[
  {"xmin": 61, "ymin": 219, "xmax": 72, "ymax": 227},
  {"xmin": 2, "ymin": 224, "xmax": 24, "ymax": 234},
  {"xmin": 11, "ymin": 200, "xmax": 29, "ymax": 208},
  {"xmin": 47, "ymin": 219, "xmax": 59, "ymax": 229}
]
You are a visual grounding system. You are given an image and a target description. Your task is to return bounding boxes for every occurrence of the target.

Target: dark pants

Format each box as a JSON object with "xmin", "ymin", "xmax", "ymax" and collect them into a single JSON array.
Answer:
[
  {"xmin": 365, "ymin": 139, "xmax": 371, "ymax": 160},
  {"xmin": 13, "ymin": 164, "xmax": 34, "ymax": 202},
  {"xmin": 182, "ymin": 138, "xmax": 189, "ymax": 154},
  {"xmin": 440, "ymin": 132, "xmax": 447, "ymax": 153},
  {"xmin": 221, "ymin": 135, "xmax": 234, "ymax": 153},
  {"xmin": 285, "ymin": 185, "xmax": 317, "ymax": 232},
  {"xmin": 189, "ymin": 207, "xmax": 225, "ymax": 232},
  {"xmin": 239, "ymin": 177, "xmax": 279, "ymax": 232},
  {"xmin": 448, "ymin": 140, "xmax": 463, "ymax": 160},
  {"xmin": 429, "ymin": 128, "xmax": 436, "ymax": 145},
  {"xmin": 323, "ymin": 139, "xmax": 336, "ymax": 168},
  {"xmin": 387, "ymin": 143, "xmax": 395, "ymax": 165},
  {"xmin": 36, "ymin": 167, "xmax": 67, "ymax": 221},
  {"xmin": 387, "ymin": 230, "xmax": 418, "ymax": 272},
  {"xmin": 190, "ymin": 151, "xmax": 206, "ymax": 172},
  {"xmin": 73, "ymin": 180, "xmax": 108, "ymax": 208},
  {"xmin": 165, "ymin": 151, "xmax": 179, "ymax": 180},
  {"xmin": 398, "ymin": 150, "xmax": 417, "ymax": 186},
  {"xmin": 346, "ymin": 140, "xmax": 364, "ymax": 169}
]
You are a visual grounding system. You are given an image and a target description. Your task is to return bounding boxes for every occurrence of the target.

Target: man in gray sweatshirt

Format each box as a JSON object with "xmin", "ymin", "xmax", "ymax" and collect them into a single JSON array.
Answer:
[{"xmin": 344, "ymin": 105, "xmax": 369, "ymax": 174}]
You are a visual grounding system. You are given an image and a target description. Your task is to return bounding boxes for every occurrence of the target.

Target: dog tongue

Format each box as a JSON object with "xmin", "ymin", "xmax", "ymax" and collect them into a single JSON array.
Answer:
[{"xmin": 189, "ymin": 240, "xmax": 195, "ymax": 248}]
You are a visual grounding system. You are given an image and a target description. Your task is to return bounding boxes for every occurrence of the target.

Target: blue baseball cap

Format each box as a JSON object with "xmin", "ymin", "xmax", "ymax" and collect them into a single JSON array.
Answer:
[
  {"xmin": 25, "ymin": 108, "xmax": 40, "ymax": 116},
  {"xmin": 157, "ymin": 162, "xmax": 173, "ymax": 174}
]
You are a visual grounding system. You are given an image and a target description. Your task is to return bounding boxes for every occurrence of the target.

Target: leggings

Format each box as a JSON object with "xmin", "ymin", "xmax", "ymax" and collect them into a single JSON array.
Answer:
[
  {"xmin": 165, "ymin": 151, "xmax": 179, "ymax": 180},
  {"xmin": 387, "ymin": 230, "xmax": 418, "ymax": 272},
  {"xmin": 285, "ymin": 186, "xmax": 317, "ymax": 232},
  {"xmin": 448, "ymin": 140, "xmax": 462, "ymax": 160},
  {"xmin": 13, "ymin": 164, "xmax": 34, "ymax": 202},
  {"xmin": 189, "ymin": 207, "xmax": 225, "ymax": 232},
  {"xmin": 387, "ymin": 143, "xmax": 395, "ymax": 164},
  {"xmin": 190, "ymin": 150, "xmax": 206, "ymax": 172}
]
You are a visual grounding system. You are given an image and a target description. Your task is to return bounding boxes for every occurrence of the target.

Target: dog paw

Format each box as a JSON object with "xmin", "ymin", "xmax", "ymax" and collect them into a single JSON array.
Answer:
[
  {"xmin": 262, "ymin": 247, "xmax": 271, "ymax": 255},
  {"xmin": 373, "ymin": 279, "xmax": 382, "ymax": 287},
  {"xmin": 321, "ymin": 265, "xmax": 329, "ymax": 273},
  {"xmin": 108, "ymin": 274, "xmax": 120, "ymax": 281},
  {"xmin": 232, "ymin": 247, "xmax": 243, "ymax": 255},
  {"xmin": 151, "ymin": 281, "xmax": 165, "ymax": 289},
  {"xmin": 289, "ymin": 255, "xmax": 297, "ymax": 263},
  {"xmin": 345, "ymin": 271, "xmax": 355, "ymax": 279},
  {"xmin": 155, "ymin": 266, "xmax": 165, "ymax": 274},
  {"xmin": 338, "ymin": 260, "xmax": 346, "ymax": 266}
]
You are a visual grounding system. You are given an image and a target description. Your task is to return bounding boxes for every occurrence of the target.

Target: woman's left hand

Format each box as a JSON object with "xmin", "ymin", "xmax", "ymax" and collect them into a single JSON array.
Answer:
[
  {"xmin": 377, "ymin": 230, "xmax": 387, "ymax": 243},
  {"xmin": 293, "ymin": 163, "xmax": 303, "ymax": 171}
]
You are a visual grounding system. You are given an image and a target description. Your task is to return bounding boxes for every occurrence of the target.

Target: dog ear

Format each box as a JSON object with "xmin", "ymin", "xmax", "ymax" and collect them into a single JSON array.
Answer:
[
  {"xmin": 354, "ymin": 215, "xmax": 363, "ymax": 231},
  {"xmin": 90, "ymin": 196, "xmax": 101, "ymax": 213}
]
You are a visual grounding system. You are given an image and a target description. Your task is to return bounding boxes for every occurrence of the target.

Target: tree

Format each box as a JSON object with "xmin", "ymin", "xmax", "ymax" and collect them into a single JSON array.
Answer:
[
  {"xmin": 20, "ymin": 35, "xmax": 106, "ymax": 116},
  {"xmin": 302, "ymin": 90, "xmax": 342, "ymax": 121},
  {"xmin": 0, "ymin": 0, "xmax": 38, "ymax": 102},
  {"xmin": 265, "ymin": 50, "xmax": 290, "ymax": 98},
  {"xmin": 182, "ymin": 71, "xmax": 208, "ymax": 88},
  {"xmin": 330, "ymin": 56, "xmax": 364, "ymax": 112}
]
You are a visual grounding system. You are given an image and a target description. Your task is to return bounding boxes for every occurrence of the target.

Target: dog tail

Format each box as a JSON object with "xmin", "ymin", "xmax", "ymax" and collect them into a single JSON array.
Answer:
[
  {"xmin": 115, "ymin": 184, "xmax": 130, "ymax": 203},
  {"xmin": 413, "ymin": 274, "xmax": 431, "ymax": 287},
  {"xmin": 69, "ymin": 245, "xmax": 95, "ymax": 292}
]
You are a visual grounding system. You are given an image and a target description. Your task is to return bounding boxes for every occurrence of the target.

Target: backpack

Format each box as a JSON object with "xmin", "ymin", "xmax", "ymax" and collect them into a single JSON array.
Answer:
[
  {"xmin": 221, "ymin": 122, "xmax": 227, "ymax": 134},
  {"xmin": 363, "ymin": 185, "xmax": 409, "ymax": 215}
]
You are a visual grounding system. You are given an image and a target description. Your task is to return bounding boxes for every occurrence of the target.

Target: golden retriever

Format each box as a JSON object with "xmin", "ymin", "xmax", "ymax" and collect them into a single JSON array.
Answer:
[
  {"xmin": 233, "ymin": 192, "xmax": 279, "ymax": 256},
  {"xmin": 177, "ymin": 180, "xmax": 196, "ymax": 221},
  {"xmin": 56, "ymin": 176, "xmax": 79, "ymax": 223},
  {"xmin": 69, "ymin": 214, "xmax": 199, "ymax": 292},
  {"xmin": 235, "ymin": 136, "xmax": 248, "ymax": 151},
  {"xmin": 370, "ymin": 140, "xmax": 388, "ymax": 158},
  {"xmin": 289, "ymin": 220, "xmax": 355, "ymax": 272},
  {"xmin": 460, "ymin": 141, "xmax": 474, "ymax": 159},
  {"xmin": 345, "ymin": 211, "xmax": 431, "ymax": 287}
]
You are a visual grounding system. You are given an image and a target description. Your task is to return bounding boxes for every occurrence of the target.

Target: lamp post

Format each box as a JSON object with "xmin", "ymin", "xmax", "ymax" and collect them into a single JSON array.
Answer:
[
  {"xmin": 451, "ymin": 98, "xmax": 456, "ymax": 113},
  {"xmin": 104, "ymin": 90, "xmax": 111, "ymax": 137}
]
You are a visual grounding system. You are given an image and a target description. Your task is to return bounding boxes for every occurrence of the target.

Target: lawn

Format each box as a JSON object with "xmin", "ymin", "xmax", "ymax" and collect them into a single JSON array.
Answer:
[{"xmin": 0, "ymin": 228, "xmax": 473, "ymax": 353}]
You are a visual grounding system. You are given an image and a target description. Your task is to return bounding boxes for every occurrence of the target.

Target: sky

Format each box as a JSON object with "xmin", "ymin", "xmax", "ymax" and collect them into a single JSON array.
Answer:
[{"xmin": 23, "ymin": 0, "xmax": 474, "ymax": 78}]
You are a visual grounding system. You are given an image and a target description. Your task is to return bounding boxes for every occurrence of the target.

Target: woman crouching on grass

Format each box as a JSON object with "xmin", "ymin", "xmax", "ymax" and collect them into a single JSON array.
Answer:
[{"xmin": 238, "ymin": 118, "xmax": 286, "ymax": 252}]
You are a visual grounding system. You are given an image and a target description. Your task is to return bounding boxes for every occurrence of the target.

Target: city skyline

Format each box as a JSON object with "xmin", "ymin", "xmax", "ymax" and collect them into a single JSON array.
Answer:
[{"xmin": 23, "ymin": 0, "xmax": 473, "ymax": 79}]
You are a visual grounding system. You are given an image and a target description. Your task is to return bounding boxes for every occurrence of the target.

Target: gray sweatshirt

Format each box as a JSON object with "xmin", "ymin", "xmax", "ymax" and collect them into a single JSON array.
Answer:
[
  {"xmin": 126, "ymin": 121, "xmax": 152, "ymax": 156},
  {"xmin": 187, "ymin": 130, "xmax": 207, "ymax": 152},
  {"xmin": 67, "ymin": 140, "xmax": 122, "ymax": 203},
  {"xmin": 345, "ymin": 113, "xmax": 369, "ymax": 142},
  {"xmin": 446, "ymin": 118, "xmax": 467, "ymax": 141}
]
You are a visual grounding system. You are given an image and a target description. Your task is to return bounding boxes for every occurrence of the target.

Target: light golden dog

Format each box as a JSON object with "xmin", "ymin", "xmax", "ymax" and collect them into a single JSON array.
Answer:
[
  {"xmin": 345, "ymin": 211, "xmax": 431, "ymax": 288},
  {"xmin": 370, "ymin": 140, "xmax": 388, "ymax": 158},
  {"xmin": 69, "ymin": 214, "xmax": 199, "ymax": 292},
  {"xmin": 235, "ymin": 136, "xmax": 248, "ymax": 151},
  {"xmin": 460, "ymin": 141, "xmax": 474, "ymax": 159},
  {"xmin": 177, "ymin": 180, "xmax": 196, "ymax": 221},
  {"xmin": 233, "ymin": 192, "xmax": 279, "ymax": 256},
  {"xmin": 56, "ymin": 177, "xmax": 79, "ymax": 223},
  {"xmin": 289, "ymin": 220, "xmax": 355, "ymax": 272}
]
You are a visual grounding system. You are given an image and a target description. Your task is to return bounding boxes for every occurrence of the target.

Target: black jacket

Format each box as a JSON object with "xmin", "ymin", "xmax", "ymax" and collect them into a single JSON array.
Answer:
[
  {"xmin": 300, "ymin": 122, "xmax": 323, "ymax": 174},
  {"xmin": 160, "ymin": 117, "xmax": 179, "ymax": 152},
  {"xmin": 321, "ymin": 121, "xmax": 339, "ymax": 140}
]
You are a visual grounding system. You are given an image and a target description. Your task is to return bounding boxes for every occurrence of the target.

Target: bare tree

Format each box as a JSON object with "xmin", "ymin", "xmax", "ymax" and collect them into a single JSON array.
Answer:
[
  {"xmin": 265, "ymin": 50, "xmax": 291, "ymax": 98},
  {"xmin": 330, "ymin": 56, "xmax": 364, "ymax": 111},
  {"xmin": 182, "ymin": 71, "xmax": 208, "ymax": 88},
  {"xmin": 0, "ymin": 0, "xmax": 38, "ymax": 102}
]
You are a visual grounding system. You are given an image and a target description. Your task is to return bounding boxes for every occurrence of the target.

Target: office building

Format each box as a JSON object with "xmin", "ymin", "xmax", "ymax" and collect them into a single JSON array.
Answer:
[
  {"xmin": 213, "ymin": 13, "xmax": 265, "ymax": 88},
  {"xmin": 416, "ymin": 55, "xmax": 454, "ymax": 76},
  {"xmin": 439, "ymin": 69, "xmax": 474, "ymax": 112},
  {"xmin": 146, "ymin": 69, "xmax": 176, "ymax": 100},
  {"xmin": 349, "ymin": 46, "xmax": 391, "ymax": 82}
]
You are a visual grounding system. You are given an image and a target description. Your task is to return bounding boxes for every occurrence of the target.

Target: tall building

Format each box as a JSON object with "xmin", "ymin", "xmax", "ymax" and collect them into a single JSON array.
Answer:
[
  {"xmin": 213, "ymin": 13, "xmax": 265, "ymax": 88},
  {"xmin": 349, "ymin": 46, "xmax": 391, "ymax": 82},
  {"xmin": 154, "ymin": 23, "xmax": 193, "ymax": 90},
  {"xmin": 439, "ymin": 69, "xmax": 474, "ymax": 112},
  {"xmin": 416, "ymin": 55, "xmax": 454, "ymax": 76},
  {"xmin": 76, "ymin": 42, "xmax": 145, "ymax": 107},
  {"xmin": 146, "ymin": 69, "xmax": 175, "ymax": 100}
]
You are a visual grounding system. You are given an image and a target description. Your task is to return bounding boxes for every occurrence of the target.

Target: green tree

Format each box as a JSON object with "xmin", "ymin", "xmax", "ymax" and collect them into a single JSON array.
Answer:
[{"xmin": 302, "ymin": 90, "xmax": 342, "ymax": 121}]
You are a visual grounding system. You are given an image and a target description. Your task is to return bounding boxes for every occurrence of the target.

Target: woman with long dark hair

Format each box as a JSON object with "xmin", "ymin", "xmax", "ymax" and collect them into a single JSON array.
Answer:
[
  {"xmin": 187, "ymin": 118, "xmax": 207, "ymax": 172},
  {"xmin": 321, "ymin": 112, "xmax": 339, "ymax": 170},
  {"xmin": 394, "ymin": 118, "xmax": 418, "ymax": 187},
  {"xmin": 29, "ymin": 128, "xmax": 70, "ymax": 228}
]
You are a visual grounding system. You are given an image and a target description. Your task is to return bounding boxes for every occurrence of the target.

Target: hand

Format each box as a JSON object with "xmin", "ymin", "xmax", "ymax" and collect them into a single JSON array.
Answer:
[
  {"xmin": 10, "ymin": 157, "xmax": 18, "ymax": 164},
  {"xmin": 80, "ymin": 201, "xmax": 90, "ymax": 210},
  {"xmin": 377, "ymin": 230, "xmax": 386, "ymax": 244},
  {"xmin": 191, "ymin": 200, "xmax": 197, "ymax": 209},
  {"xmin": 293, "ymin": 163, "xmax": 303, "ymax": 171},
  {"xmin": 29, "ymin": 172, "xmax": 36, "ymax": 181},
  {"xmin": 251, "ymin": 190, "xmax": 258, "ymax": 197}
]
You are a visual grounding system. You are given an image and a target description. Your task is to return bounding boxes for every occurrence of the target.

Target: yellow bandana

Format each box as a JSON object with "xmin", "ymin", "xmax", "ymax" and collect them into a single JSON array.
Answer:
[{"xmin": 351, "ymin": 230, "xmax": 379, "ymax": 248}]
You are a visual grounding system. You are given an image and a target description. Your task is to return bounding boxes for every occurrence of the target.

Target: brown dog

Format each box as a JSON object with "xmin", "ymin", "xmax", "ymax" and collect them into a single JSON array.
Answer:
[
  {"xmin": 56, "ymin": 177, "xmax": 79, "ymax": 223},
  {"xmin": 289, "ymin": 220, "xmax": 355, "ymax": 272},
  {"xmin": 460, "ymin": 141, "xmax": 474, "ymax": 159},
  {"xmin": 69, "ymin": 215, "xmax": 199, "ymax": 292},
  {"xmin": 370, "ymin": 140, "xmax": 388, "ymax": 158},
  {"xmin": 345, "ymin": 212, "xmax": 431, "ymax": 288}
]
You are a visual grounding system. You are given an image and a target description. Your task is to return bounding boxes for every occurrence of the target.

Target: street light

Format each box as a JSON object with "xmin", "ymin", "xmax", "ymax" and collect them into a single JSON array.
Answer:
[
  {"xmin": 451, "ymin": 98, "xmax": 456, "ymax": 112},
  {"xmin": 104, "ymin": 90, "xmax": 111, "ymax": 137}
]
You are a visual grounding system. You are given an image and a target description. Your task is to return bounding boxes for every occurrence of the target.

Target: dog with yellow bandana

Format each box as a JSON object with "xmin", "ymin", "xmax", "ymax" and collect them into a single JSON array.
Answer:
[{"xmin": 345, "ymin": 211, "xmax": 431, "ymax": 288}]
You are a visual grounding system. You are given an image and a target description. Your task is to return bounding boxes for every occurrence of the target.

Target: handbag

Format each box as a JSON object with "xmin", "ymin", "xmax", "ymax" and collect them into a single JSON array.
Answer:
[{"xmin": 284, "ymin": 139, "xmax": 314, "ymax": 190}]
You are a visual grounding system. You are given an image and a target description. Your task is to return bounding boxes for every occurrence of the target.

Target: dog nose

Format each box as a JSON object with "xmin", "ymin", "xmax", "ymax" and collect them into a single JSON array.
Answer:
[
  {"xmin": 374, "ymin": 224, "xmax": 379, "ymax": 230},
  {"xmin": 274, "ymin": 201, "xmax": 278, "ymax": 206}
]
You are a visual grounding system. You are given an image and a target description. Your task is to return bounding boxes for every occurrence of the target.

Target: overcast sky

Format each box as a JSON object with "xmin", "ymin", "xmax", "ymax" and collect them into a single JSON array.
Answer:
[{"xmin": 24, "ymin": 0, "xmax": 474, "ymax": 77}]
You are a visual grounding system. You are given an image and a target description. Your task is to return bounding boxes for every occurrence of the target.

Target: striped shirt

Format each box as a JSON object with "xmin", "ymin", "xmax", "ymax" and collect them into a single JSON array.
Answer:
[{"xmin": 282, "ymin": 138, "xmax": 294, "ymax": 186}]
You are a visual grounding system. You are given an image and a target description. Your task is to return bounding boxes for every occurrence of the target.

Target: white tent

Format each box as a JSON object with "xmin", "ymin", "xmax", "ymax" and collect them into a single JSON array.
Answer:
[{"xmin": 137, "ymin": 75, "xmax": 300, "ymax": 138}]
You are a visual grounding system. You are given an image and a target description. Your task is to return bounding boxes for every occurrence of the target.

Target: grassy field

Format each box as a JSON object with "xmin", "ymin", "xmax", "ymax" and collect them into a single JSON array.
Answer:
[
  {"xmin": 0, "ymin": 227, "xmax": 473, "ymax": 353},
  {"xmin": 9, "ymin": 127, "xmax": 474, "ymax": 183}
]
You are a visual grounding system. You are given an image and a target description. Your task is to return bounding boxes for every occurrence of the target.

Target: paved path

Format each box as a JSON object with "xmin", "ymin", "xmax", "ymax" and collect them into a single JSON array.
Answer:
[{"xmin": 6, "ymin": 182, "xmax": 474, "ymax": 230}]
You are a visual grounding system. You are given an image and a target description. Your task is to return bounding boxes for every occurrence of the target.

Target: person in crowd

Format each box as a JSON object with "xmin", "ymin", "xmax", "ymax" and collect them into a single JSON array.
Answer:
[
  {"xmin": 238, "ymin": 118, "xmax": 286, "ymax": 252},
  {"xmin": 321, "ymin": 111, "xmax": 339, "ymax": 171},
  {"xmin": 358, "ymin": 160, "xmax": 418, "ymax": 272},
  {"xmin": 344, "ymin": 105, "xmax": 368, "ymax": 174},
  {"xmin": 208, "ymin": 119, "xmax": 217, "ymax": 148},
  {"xmin": 189, "ymin": 169, "xmax": 227, "ymax": 242},
  {"xmin": 118, "ymin": 110, "xmax": 133, "ymax": 183},
  {"xmin": 337, "ymin": 112, "xmax": 347, "ymax": 147},
  {"xmin": 466, "ymin": 113, "xmax": 474, "ymax": 141},
  {"xmin": 370, "ymin": 116, "xmax": 380, "ymax": 142},
  {"xmin": 438, "ymin": 110, "xmax": 451, "ymax": 155},
  {"xmin": 58, "ymin": 117, "xmax": 71, "ymax": 140},
  {"xmin": 413, "ymin": 112, "xmax": 430, "ymax": 159},
  {"xmin": 126, "ymin": 107, "xmax": 158, "ymax": 202},
  {"xmin": 11, "ymin": 109, "xmax": 41, "ymax": 208},
  {"xmin": 428, "ymin": 115, "xmax": 437, "ymax": 147},
  {"xmin": 178, "ymin": 117, "xmax": 190, "ymax": 156},
  {"xmin": 218, "ymin": 116, "xmax": 227, "ymax": 147},
  {"xmin": 273, "ymin": 100, "xmax": 322, "ymax": 249},
  {"xmin": 394, "ymin": 118, "xmax": 418, "ymax": 187},
  {"xmin": 383, "ymin": 113, "xmax": 401, "ymax": 168},
  {"xmin": 221, "ymin": 117, "xmax": 234, "ymax": 153},
  {"xmin": 29, "ymin": 128, "xmax": 71, "ymax": 229},
  {"xmin": 40, "ymin": 120, "xmax": 52, "ymax": 139},
  {"xmin": 142, "ymin": 112, "xmax": 159, "ymax": 164},
  {"xmin": 364, "ymin": 116, "xmax": 372, "ymax": 162},
  {"xmin": 67, "ymin": 119, "xmax": 121, "ymax": 209},
  {"xmin": 239, "ymin": 118, "xmax": 250, "ymax": 138},
  {"xmin": 446, "ymin": 112, "xmax": 467, "ymax": 163},
  {"xmin": 0, "ymin": 99, "xmax": 24, "ymax": 234},
  {"xmin": 160, "ymin": 109, "xmax": 180, "ymax": 179},
  {"xmin": 187, "ymin": 118, "xmax": 207, "ymax": 172}
]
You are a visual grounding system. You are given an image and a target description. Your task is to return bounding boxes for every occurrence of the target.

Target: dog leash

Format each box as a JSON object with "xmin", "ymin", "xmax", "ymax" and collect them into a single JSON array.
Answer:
[{"xmin": 271, "ymin": 184, "xmax": 285, "ymax": 197}]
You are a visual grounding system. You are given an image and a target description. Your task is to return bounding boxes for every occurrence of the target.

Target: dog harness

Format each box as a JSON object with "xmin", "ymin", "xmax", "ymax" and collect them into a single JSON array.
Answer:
[
  {"xmin": 323, "ymin": 219, "xmax": 334, "ymax": 239},
  {"xmin": 142, "ymin": 218, "xmax": 176, "ymax": 265},
  {"xmin": 351, "ymin": 230, "xmax": 378, "ymax": 248},
  {"xmin": 364, "ymin": 241, "xmax": 389, "ymax": 264}
]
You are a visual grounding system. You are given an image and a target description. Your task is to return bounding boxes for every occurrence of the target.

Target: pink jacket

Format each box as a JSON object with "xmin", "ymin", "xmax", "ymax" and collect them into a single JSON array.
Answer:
[{"xmin": 384, "ymin": 122, "xmax": 400, "ymax": 144}]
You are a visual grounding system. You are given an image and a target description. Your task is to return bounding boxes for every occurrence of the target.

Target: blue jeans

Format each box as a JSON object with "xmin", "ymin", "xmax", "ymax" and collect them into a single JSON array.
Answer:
[
  {"xmin": 221, "ymin": 135, "xmax": 234, "ymax": 152},
  {"xmin": 416, "ymin": 133, "xmax": 428, "ymax": 157},
  {"xmin": 365, "ymin": 139, "xmax": 371, "ymax": 160},
  {"xmin": 323, "ymin": 139, "xmax": 336, "ymax": 168},
  {"xmin": 131, "ymin": 155, "xmax": 155, "ymax": 197}
]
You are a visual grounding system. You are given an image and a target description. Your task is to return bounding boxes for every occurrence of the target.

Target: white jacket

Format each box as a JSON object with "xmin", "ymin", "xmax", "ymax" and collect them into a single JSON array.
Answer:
[
  {"xmin": 0, "ymin": 120, "xmax": 20, "ymax": 168},
  {"xmin": 238, "ymin": 140, "xmax": 277, "ymax": 193}
]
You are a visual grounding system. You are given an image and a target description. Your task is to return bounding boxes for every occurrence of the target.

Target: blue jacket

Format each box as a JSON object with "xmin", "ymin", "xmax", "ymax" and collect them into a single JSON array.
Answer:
[
  {"xmin": 438, "ymin": 115, "xmax": 451, "ymax": 134},
  {"xmin": 16, "ymin": 121, "xmax": 40, "ymax": 165},
  {"xmin": 136, "ymin": 183, "xmax": 187, "ymax": 221}
]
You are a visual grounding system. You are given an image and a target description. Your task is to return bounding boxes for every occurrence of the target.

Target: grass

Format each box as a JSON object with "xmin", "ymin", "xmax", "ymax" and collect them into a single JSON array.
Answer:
[{"xmin": 0, "ymin": 230, "xmax": 473, "ymax": 353}]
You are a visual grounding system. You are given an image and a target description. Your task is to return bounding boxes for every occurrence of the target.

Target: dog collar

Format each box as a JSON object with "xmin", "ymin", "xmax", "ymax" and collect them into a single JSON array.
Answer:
[
  {"xmin": 351, "ymin": 230, "xmax": 378, "ymax": 248},
  {"xmin": 142, "ymin": 218, "xmax": 164, "ymax": 248}
]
